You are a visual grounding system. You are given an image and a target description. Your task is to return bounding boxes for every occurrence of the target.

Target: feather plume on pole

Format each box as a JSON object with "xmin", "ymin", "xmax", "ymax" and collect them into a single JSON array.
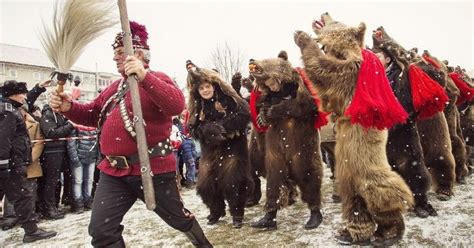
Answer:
[{"xmin": 40, "ymin": 0, "xmax": 118, "ymax": 93}]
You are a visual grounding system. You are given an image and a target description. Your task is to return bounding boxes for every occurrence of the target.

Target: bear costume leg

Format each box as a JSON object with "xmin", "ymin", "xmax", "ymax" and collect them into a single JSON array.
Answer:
[
  {"xmin": 247, "ymin": 131, "xmax": 265, "ymax": 207},
  {"xmin": 291, "ymin": 142, "xmax": 323, "ymax": 229},
  {"xmin": 335, "ymin": 120, "xmax": 413, "ymax": 245},
  {"xmin": 196, "ymin": 157, "xmax": 226, "ymax": 225},
  {"xmin": 221, "ymin": 141, "xmax": 254, "ymax": 228},
  {"xmin": 417, "ymin": 113, "xmax": 456, "ymax": 200},
  {"xmin": 387, "ymin": 123, "xmax": 436, "ymax": 217},
  {"xmin": 371, "ymin": 210, "xmax": 405, "ymax": 246}
]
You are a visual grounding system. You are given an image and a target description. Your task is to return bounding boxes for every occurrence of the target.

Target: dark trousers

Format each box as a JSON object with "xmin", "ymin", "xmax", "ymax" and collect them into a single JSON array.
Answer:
[
  {"xmin": 41, "ymin": 152, "xmax": 68, "ymax": 209},
  {"xmin": 89, "ymin": 172, "xmax": 196, "ymax": 247},
  {"xmin": 0, "ymin": 167, "xmax": 38, "ymax": 233}
]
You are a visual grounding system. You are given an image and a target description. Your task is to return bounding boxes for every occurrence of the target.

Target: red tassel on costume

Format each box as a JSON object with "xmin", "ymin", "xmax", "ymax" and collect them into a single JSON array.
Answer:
[
  {"xmin": 344, "ymin": 49, "xmax": 408, "ymax": 129},
  {"xmin": 449, "ymin": 72, "xmax": 474, "ymax": 105},
  {"xmin": 422, "ymin": 54, "xmax": 441, "ymax": 69},
  {"xmin": 408, "ymin": 64, "xmax": 448, "ymax": 120},
  {"xmin": 295, "ymin": 67, "xmax": 329, "ymax": 129},
  {"xmin": 250, "ymin": 89, "xmax": 268, "ymax": 133}
]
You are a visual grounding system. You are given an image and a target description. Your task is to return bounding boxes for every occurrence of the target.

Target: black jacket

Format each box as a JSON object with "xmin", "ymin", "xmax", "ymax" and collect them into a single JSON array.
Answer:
[
  {"xmin": 40, "ymin": 104, "xmax": 74, "ymax": 153},
  {"xmin": 26, "ymin": 84, "xmax": 46, "ymax": 113},
  {"xmin": 0, "ymin": 98, "xmax": 32, "ymax": 172}
]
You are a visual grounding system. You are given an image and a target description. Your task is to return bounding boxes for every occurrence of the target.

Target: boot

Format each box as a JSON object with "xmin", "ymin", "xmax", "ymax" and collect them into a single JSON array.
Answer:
[
  {"xmin": 23, "ymin": 228, "xmax": 57, "ymax": 243},
  {"xmin": 250, "ymin": 210, "xmax": 277, "ymax": 230},
  {"xmin": 43, "ymin": 204, "xmax": 65, "ymax": 220},
  {"xmin": 232, "ymin": 216, "xmax": 243, "ymax": 229},
  {"xmin": 106, "ymin": 238, "xmax": 126, "ymax": 248},
  {"xmin": 304, "ymin": 209, "xmax": 323, "ymax": 230},
  {"xmin": 71, "ymin": 200, "xmax": 84, "ymax": 214},
  {"xmin": 84, "ymin": 198, "xmax": 93, "ymax": 211},
  {"xmin": 0, "ymin": 216, "xmax": 18, "ymax": 230},
  {"xmin": 184, "ymin": 219, "xmax": 213, "ymax": 248},
  {"xmin": 207, "ymin": 211, "xmax": 225, "ymax": 225}
]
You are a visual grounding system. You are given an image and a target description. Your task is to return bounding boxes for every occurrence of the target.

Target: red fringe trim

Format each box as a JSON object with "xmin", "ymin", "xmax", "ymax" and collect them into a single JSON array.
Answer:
[
  {"xmin": 449, "ymin": 72, "xmax": 474, "ymax": 105},
  {"xmin": 344, "ymin": 49, "xmax": 408, "ymax": 129},
  {"xmin": 249, "ymin": 89, "xmax": 268, "ymax": 133},
  {"xmin": 295, "ymin": 67, "xmax": 328, "ymax": 129},
  {"xmin": 408, "ymin": 64, "xmax": 448, "ymax": 120},
  {"xmin": 422, "ymin": 54, "xmax": 441, "ymax": 69}
]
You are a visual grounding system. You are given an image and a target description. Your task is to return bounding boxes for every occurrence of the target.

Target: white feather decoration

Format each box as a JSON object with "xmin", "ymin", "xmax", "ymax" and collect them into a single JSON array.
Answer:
[{"xmin": 40, "ymin": 0, "xmax": 118, "ymax": 73}]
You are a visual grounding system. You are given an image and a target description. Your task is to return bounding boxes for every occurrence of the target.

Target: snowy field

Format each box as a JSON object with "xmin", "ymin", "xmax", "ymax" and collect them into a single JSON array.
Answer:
[{"xmin": 1, "ymin": 167, "xmax": 473, "ymax": 247}]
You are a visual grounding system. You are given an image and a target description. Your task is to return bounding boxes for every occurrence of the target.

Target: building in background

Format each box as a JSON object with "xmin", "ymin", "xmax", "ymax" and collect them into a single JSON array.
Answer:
[{"xmin": 0, "ymin": 43, "xmax": 120, "ymax": 106}]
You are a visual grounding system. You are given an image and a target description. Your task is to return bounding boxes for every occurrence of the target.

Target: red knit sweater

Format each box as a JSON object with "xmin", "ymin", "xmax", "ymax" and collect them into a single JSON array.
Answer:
[{"xmin": 63, "ymin": 71, "xmax": 184, "ymax": 177}]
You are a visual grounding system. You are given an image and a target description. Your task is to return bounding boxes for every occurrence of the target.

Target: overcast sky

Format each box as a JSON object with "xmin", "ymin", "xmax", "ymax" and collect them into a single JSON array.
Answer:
[{"xmin": 1, "ymin": 0, "xmax": 472, "ymax": 87}]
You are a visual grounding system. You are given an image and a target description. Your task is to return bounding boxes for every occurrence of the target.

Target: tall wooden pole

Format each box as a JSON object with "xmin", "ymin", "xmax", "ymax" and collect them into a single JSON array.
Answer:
[{"xmin": 117, "ymin": 0, "xmax": 156, "ymax": 210}]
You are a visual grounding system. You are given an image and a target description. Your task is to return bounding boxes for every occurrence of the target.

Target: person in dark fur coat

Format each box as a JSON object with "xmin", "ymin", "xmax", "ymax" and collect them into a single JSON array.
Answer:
[{"xmin": 187, "ymin": 67, "xmax": 254, "ymax": 229}]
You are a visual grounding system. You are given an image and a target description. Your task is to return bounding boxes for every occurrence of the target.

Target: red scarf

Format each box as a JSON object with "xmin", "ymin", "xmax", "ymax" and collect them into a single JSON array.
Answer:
[
  {"xmin": 408, "ymin": 64, "xmax": 449, "ymax": 120},
  {"xmin": 344, "ymin": 49, "xmax": 408, "ymax": 129},
  {"xmin": 295, "ymin": 67, "xmax": 328, "ymax": 129},
  {"xmin": 449, "ymin": 72, "xmax": 474, "ymax": 105},
  {"xmin": 249, "ymin": 69, "xmax": 328, "ymax": 132},
  {"xmin": 249, "ymin": 88, "xmax": 268, "ymax": 133}
]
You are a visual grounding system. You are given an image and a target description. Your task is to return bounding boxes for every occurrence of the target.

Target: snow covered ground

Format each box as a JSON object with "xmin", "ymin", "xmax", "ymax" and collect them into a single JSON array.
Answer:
[{"xmin": 1, "ymin": 167, "xmax": 473, "ymax": 247}]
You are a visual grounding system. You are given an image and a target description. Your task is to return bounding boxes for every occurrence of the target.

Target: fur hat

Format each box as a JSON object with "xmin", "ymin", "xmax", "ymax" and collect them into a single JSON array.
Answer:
[
  {"xmin": 0, "ymin": 80, "xmax": 28, "ymax": 97},
  {"xmin": 112, "ymin": 21, "xmax": 149, "ymax": 50},
  {"xmin": 186, "ymin": 60, "xmax": 195, "ymax": 68}
]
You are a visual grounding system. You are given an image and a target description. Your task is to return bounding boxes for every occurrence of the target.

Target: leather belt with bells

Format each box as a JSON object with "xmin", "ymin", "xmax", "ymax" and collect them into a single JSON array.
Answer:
[{"xmin": 106, "ymin": 139, "xmax": 173, "ymax": 169}]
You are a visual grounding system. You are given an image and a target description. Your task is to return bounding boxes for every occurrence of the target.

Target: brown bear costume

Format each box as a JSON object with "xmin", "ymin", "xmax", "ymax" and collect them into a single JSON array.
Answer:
[
  {"xmin": 371, "ymin": 27, "xmax": 438, "ymax": 218},
  {"xmin": 421, "ymin": 51, "xmax": 469, "ymax": 185},
  {"xmin": 294, "ymin": 13, "xmax": 414, "ymax": 246},
  {"xmin": 187, "ymin": 67, "xmax": 254, "ymax": 229},
  {"xmin": 408, "ymin": 51, "xmax": 457, "ymax": 199},
  {"xmin": 247, "ymin": 51, "xmax": 325, "ymax": 230}
]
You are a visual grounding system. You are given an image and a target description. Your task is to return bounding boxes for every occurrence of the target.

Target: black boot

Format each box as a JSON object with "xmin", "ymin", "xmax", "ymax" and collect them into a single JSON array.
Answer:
[
  {"xmin": 304, "ymin": 209, "xmax": 323, "ymax": 230},
  {"xmin": 71, "ymin": 200, "xmax": 84, "ymax": 214},
  {"xmin": 250, "ymin": 210, "xmax": 277, "ymax": 230},
  {"xmin": 106, "ymin": 238, "xmax": 126, "ymax": 248},
  {"xmin": 43, "ymin": 204, "xmax": 65, "ymax": 220},
  {"xmin": 207, "ymin": 211, "xmax": 225, "ymax": 225},
  {"xmin": 232, "ymin": 216, "xmax": 243, "ymax": 229},
  {"xmin": 184, "ymin": 219, "xmax": 213, "ymax": 248},
  {"xmin": 84, "ymin": 198, "xmax": 93, "ymax": 211},
  {"xmin": 23, "ymin": 225, "xmax": 57, "ymax": 243},
  {"xmin": 0, "ymin": 216, "xmax": 18, "ymax": 230}
]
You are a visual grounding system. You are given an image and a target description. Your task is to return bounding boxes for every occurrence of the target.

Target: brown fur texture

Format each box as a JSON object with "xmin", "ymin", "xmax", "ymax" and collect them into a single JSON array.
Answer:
[
  {"xmin": 371, "ymin": 27, "xmax": 435, "ymax": 216},
  {"xmin": 187, "ymin": 68, "xmax": 254, "ymax": 224},
  {"xmin": 295, "ymin": 13, "xmax": 413, "ymax": 241},
  {"xmin": 414, "ymin": 51, "xmax": 461, "ymax": 190},
  {"xmin": 249, "ymin": 51, "xmax": 324, "ymax": 214}
]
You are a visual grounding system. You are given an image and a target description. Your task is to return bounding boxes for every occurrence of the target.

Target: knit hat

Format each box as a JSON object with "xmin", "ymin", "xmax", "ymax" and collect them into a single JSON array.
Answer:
[
  {"xmin": 112, "ymin": 21, "xmax": 149, "ymax": 50},
  {"xmin": 0, "ymin": 80, "xmax": 28, "ymax": 97}
]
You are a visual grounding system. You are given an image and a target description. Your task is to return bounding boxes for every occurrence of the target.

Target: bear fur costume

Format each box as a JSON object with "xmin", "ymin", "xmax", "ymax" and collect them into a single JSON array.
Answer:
[
  {"xmin": 420, "ymin": 50, "xmax": 469, "ymax": 185},
  {"xmin": 406, "ymin": 51, "xmax": 457, "ymax": 199},
  {"xmin": 371, "ymin": 27, "xmax": 437, "ymax": 218},
  {"xmin": 248, "ymin": 51, "xmax": 324, "ymax": 230},
  {"xmin": 294, "ymin": 13, "xmax": 413, "ymax": 245},
  {"xmin": 187, "ymin": 67, "xmax": 254, "ymax": 228}
]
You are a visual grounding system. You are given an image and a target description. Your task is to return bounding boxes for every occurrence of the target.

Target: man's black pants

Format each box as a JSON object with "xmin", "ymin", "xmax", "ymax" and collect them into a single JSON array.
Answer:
[
  {"xmin": 89, "ymin": 172, "xmax": 196, "ymax": 247},
  {"xmin": 0, "ymin": 166, "xmax": 38, "ymax": 233}
]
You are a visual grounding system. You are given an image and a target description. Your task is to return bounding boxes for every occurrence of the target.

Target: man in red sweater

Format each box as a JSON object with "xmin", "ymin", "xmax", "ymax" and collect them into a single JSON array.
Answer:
[{"xmin": 49, "ymin": 21, "xmax": 212, "ymax": 248}]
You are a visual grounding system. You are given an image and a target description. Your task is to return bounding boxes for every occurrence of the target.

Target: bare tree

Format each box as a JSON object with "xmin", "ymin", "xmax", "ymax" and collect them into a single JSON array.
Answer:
[{"xmin": 210, "ymin": 41, "xmax": 245, "ymax": 83}]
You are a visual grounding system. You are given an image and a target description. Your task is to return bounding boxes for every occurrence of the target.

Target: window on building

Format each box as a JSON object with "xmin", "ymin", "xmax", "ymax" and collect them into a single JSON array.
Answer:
[
  {"xmin": 0, "ymin": 63, "xmax": 5, "ymax": 75},
  {"xmin": 33, "ymin": 72, "xmax": 41, "ymax": 80},
  {"xmin": 9, "ymin": 69, "xmax": 17, "ymax": 78}
]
